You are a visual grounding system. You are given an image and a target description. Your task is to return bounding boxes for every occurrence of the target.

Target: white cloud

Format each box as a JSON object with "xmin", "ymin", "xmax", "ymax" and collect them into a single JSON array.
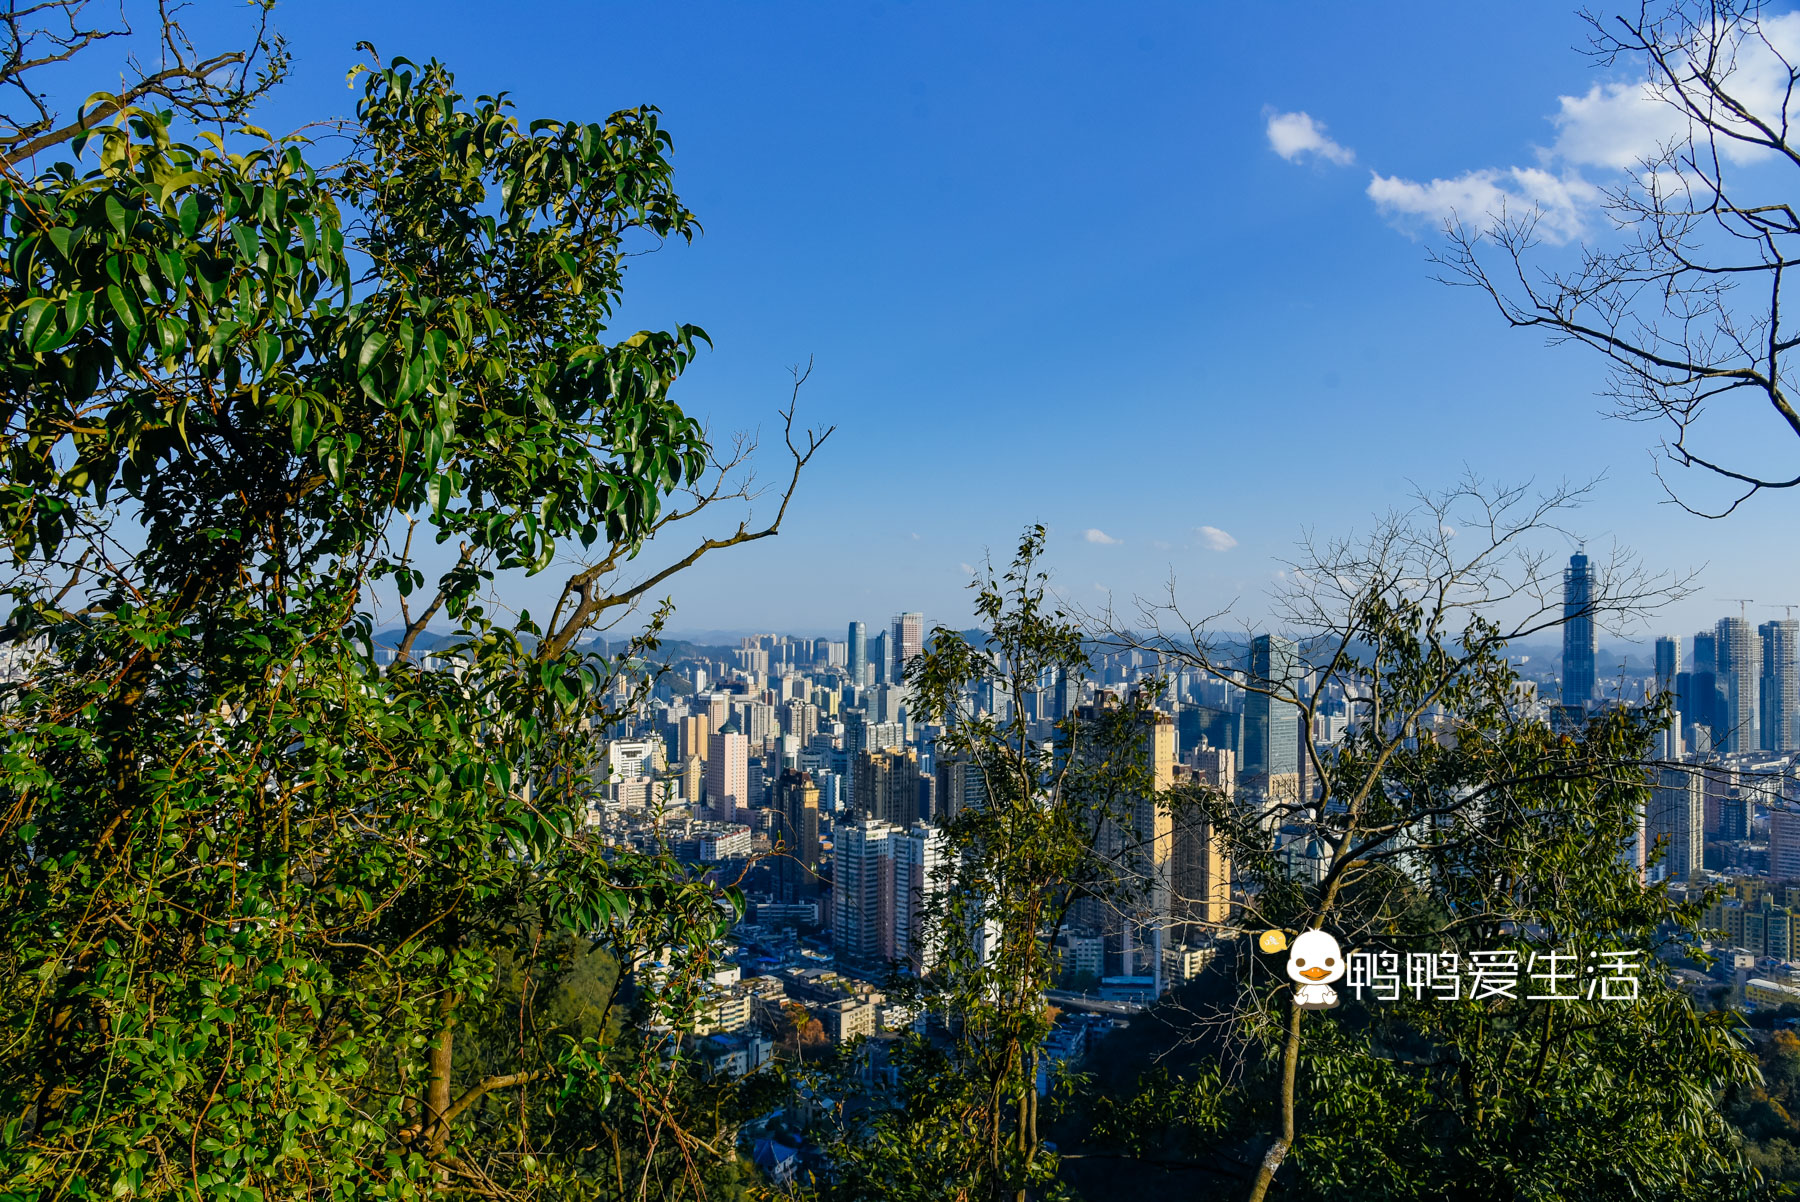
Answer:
[
  {"xmin": 1195, "ymin": 525, "xmax": 1238, "ymax": 552},
  {"xmin": 1332, "ymin": 12, "xmax": 1800, "ymax": 244},
  {"xmin": 958, "ymin": 562, "xmax": 975, "ymax": 575},
  {"xmin": 1367, "ymin": 166, "xmax": 1600, "ymax": 243},
  {"xmin": 1083, "ymin": 528, "xmax": 1122, "ymax": 545},
  {"xmin": 1549, "ymin": 80, "xmax": 1688, "ymax": 171},
  {"xmin": 1266, "ymin": 110, "xmax": 1355, "ymax": 166}
]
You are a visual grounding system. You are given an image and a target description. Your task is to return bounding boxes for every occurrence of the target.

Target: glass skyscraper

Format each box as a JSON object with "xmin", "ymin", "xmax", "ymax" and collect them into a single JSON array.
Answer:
[
  {"xmin": 847, "ymin": 620, "xmax": 867, "ymax": 686},
  {"xmin": 1241, "ymin": 633, "xmax": 1300, "ymax": 787},
  {"xmin": 1560, "ymin": 552, "xmax": 1597, "ymax": 708}
]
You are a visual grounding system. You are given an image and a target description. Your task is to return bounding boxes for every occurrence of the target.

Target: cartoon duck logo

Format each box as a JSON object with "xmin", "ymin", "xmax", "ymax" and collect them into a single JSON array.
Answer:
[{"xmin": 1286, "ymin": 929, "xmax": 1346, "ymax": 1009}]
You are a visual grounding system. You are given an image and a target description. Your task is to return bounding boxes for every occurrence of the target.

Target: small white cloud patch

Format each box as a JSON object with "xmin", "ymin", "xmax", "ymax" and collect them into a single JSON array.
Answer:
[
  {"xmin": 1195, "ymin": 525, "xmax": 1238, "ymax": 552},
  {"xmin": 1083, "ymin": 528, "xmax": 1122, "ymax": 545},
  {"xmin": 1266, "ymin": 110, "xmax": 1355, "ymax": 166}
]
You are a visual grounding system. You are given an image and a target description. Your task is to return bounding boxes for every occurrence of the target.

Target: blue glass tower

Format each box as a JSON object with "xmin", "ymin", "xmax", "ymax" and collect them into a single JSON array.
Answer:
[{"xmin": 1561, "ymin": 553, "xmax": 1597, "ymax": 708}]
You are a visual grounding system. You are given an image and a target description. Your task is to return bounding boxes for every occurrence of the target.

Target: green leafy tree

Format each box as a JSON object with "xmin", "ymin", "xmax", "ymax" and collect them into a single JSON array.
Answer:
[
  {"xmin": 1104, "ymin": 480, "xmax": 1758, "ymax": 1200},
  {"xmin": 813, "ymin": 527, "xmax": 1163, "ymax": 1202},
  {"xmin": 0, "ymin": 32, "xmax": 826, "ymax": 1201}
]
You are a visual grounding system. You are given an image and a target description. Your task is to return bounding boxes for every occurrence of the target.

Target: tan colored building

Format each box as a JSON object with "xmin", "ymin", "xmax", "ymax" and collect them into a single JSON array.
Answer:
[
  {"xmin": 678, "ymin": 713, "xmax": 711, "ymax": 764},
  {"xmin": 1171, "ymin": 748, "xmax": 1234, "ymax": 937}
]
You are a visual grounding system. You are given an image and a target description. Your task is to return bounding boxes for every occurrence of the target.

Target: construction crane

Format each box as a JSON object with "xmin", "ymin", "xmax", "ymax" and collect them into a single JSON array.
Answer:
[
  {"xmin": 1772, "ymin": 604, "xmax": 1800, "ymax": 620},
  {"xmin": 1723, "ymin": 598, "xmax": 1756, "ymax": 621}
]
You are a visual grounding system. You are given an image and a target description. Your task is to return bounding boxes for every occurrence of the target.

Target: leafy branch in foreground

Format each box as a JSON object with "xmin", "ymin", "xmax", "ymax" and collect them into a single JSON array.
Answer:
[{"xmin": 0, "ymin": 39, "xmax": 825, "ymax": 1202}]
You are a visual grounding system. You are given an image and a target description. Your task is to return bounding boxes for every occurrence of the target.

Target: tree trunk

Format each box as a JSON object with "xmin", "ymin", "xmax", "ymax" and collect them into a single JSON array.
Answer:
[
  {"xmin": 425, "ymin": 993, "xmax": 457, "ymax": 1158},
  {"xmin": 1247, "ymin": 996, "xmax": 1302, "ymax": 1202}
]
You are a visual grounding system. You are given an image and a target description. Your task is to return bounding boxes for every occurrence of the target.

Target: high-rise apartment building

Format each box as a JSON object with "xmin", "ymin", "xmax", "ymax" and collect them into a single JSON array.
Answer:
[
  {"xmin": 832, "ymin": 819, "xmax": 897, "ymax": 965},
  {"xmin": 847, "ymin": 621, "xmax": 867, "ymax": 687},
  {"xmin": 886, "ymin": 822, "xmax": 946, "ymax": 973},
  {"xmin": 704, "ymin": 731, "xmax": 748, "ymax": 823},
  {"xmin": 1717, "ymin": 616, "xmax": 1760, "ymax": 754},
  {"xmin": 936, "ymin": 755, "xmax": 987, "ymax": 821},
  {"xmin": 891, "ymin": 612, "xmax": 923, "ymax": 685},
  {"xmin": 1172, "ymin": 747, "xmax": 1234, "ymax": 939},
  {"xmin": 1241, "ymin": 634, "xmax": 1301, "ymax": 819},
  {"xmin": 772, "ymin": 769, "xmax": 820, "ymax": 900},
  {"xmin": 1648, "ymin": 767, "xmax": 1704, "ymax": 881},
  {"xmin": 1561, "ymin": 552, "xmax": 1597, "ymax": 708},
  {"xmin": 781, "ymin": 698, "xmax": 820, "ymax": 745},
  {"xmin": 1761, "ymin": 619, "xmax": 1800, "ymax": 752},
  {"xmin": 1771, "ymin": 810, "xmax": 1800, "ymax": 883},
  {"xmin": 678, "ymin": 713, "xmax": 711, "ymax": 765},
  {"xmin": 855, "ymin": 746, "xmax": 920, "ymax": 826},
  {"xmin": 1073, "ymin": 698, "xmax": 1175, "ymax": 981}
]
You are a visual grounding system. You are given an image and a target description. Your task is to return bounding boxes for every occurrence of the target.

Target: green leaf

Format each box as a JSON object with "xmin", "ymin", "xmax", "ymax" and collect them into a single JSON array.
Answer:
[
  {"xmin": 232, "ymin": 225, "xmax": 259, "ymax": 263},
  {"xmin": 17, "ymin": 298, "xmax": 54, "ymax": 350},
  {"xmin": 105, "ymin": 284, "xmax": 139, "ymax": 333}
]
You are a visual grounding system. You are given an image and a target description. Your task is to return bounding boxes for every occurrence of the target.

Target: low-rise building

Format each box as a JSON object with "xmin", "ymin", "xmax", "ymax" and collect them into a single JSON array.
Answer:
[
  {"xmin": 1746, "ymin": 977, "xmax": 1800, "ymax": 1010},
  {"xmin": 816, "ymin": 997, "xmax": 876, "ymax": 1043},
  {"xmin": 1162, "ymin": 942, "xmax": 1216, "ymax": 985}
]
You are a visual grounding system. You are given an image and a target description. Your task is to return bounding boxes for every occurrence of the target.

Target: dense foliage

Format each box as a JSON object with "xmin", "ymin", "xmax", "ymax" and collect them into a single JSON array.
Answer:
[{"xmin": 0, "ymin": 53, "xmax": 784, "ymax": 1201}]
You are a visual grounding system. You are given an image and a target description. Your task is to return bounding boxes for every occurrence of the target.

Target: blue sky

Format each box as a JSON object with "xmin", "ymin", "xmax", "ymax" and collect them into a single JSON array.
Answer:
[{"xmin": 81, "ymin": 2, "xmax": 1800, "ymax": 639}]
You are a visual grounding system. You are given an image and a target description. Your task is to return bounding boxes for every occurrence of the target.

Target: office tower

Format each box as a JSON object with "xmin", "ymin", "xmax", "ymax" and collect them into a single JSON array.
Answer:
[
  {"xmin": 870, "ymin": 630, "xmax": 889, "ymax": 686},
  {"xmin": 936, "ymin": 755, "xmax": 987, "ymax": 821},
  {"xmin": 1172, "ymin": 747, "xmax": 1234, "ymax": 938},
  {"xmin": 847, "ymin": 621, "xmax": 867, "ymax": 687},
  {"xmin": 1716, "ymin": 616, "xmax": 1760, "ymax": 754},
  {"xmin": 855, "ymin": 746, "xmax": 920, "ymax": 826},
  {"xmin": 886, "ymin": 823, "xmax": 946, "ymax": 973},
  {"xmin": 1241, "ymin": 635, "xmax": 1301, "ymax": 819},
  {"xmin": 1676, "ymin": 668, "xmax": 1722, "ymax": 753},
  {"xmin": 1648, "ymin": 767, "xmax": 1704, "ymax": 881},
  {"xmin": 1761, "ymin": 619, "xmax": 1800, "ymax": 752},
  {"xmin": 832, "ymin": 819, "xmax": 897, "ymax": 964},
  {"xmin": 1771, "ymin": 810, "xmax": 1800, "ymax": 883},
  {"xmin": 704, "ymin": 731, "xmax": 748, "ymax": 822},
  {"xmin": 1654, "ymin": 636, "xmax": 1680, "ymax": 695},
  {"xmin": 703, "ymin": 692, "xmax": 730, "ymax": 733},
  {"xmin": 1561, "ymin": 553, "xmax": 1597, "ymax": 708},
  {"xmin": 772, "ymin": 769, "xmax": 821, "ymax": 900},
  {"xmin": 891, "ymin": 612, "xmax": 924, "ymax": 685},
  {"xmin": 1694, "ymin": 630, "xmax": 1718, "ymax": 675}
]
